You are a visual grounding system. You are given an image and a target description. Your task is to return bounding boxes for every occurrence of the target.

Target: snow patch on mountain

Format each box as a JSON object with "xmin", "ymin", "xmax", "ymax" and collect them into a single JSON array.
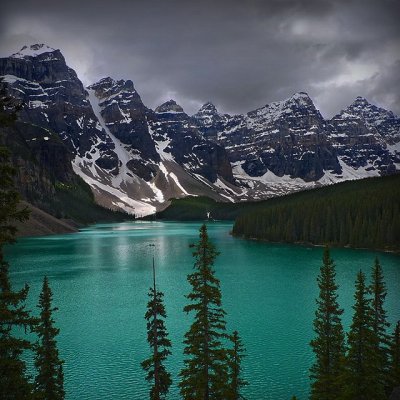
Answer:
[{"xmin": 11, "ymin": 44, "xmax": 58, "ymax": 59}]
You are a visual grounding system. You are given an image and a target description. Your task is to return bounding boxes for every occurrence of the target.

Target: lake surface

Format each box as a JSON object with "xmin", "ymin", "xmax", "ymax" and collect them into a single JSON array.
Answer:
[{"xmin": 5, "ymin": 221, "xmax": 400, "ymax": 399}]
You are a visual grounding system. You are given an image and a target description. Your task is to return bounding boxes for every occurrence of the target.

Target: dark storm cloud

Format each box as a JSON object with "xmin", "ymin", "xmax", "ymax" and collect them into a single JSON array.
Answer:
[{"xmin": 1, "ymin": 0, "xmax": 399, "ymax": 117}]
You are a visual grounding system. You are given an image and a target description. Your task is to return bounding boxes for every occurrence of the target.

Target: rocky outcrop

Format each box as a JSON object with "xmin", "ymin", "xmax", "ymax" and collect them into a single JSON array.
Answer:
[
  {"xmin": 0, "ymin": 44, "xmax": 116, "ymax": 168},
  {"xmin": 149, "ymin": 99, "xmax": 234, "ymax": 184},
  {"xmin": 194, "ymin": 92, "xmax": 341, "ymax": 182},
  {"xmin": 328, "ymin": 97, "xmax": 400, "ymax": 174}
]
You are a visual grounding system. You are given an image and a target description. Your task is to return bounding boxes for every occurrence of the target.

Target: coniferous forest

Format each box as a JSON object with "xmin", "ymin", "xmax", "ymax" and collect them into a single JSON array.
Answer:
[{"xmin": 232, "ymin": 174, "xmax": 400, "ymax": 252}]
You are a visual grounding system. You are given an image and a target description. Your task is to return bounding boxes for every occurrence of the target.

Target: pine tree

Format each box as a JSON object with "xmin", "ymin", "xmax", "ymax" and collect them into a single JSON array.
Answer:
[
  {"xmin": 369, "ymin": 258, "xmax": 390, "ymax": 391},
  {"xmin": 179, "ymin": 224, "xmax": 228, "ymax": 400},
  {"xmin": 0, "ymin": 252, "xmax": 35, "ymax": 399},
  {"xmin": 226, "ymin": 330, "xmax": 247, "ymax": 400},
  {"xmin": 388, "ymin": 321, "xmax": 400, "ymax": 394},
  {"xmin": 0, "ymin": 84, "xmax": 35, "ymax": 399},
  {"xmin": 141, "ymin": 255, "xmax": 172, "ymax": 400},
  {"xmin": 34, "ymin": 276, "xmax": 64, "ymax": 400},
  {"xmin": 309, "ymin": 247, "xmax": 345, "ymax": 400},
  {"xmin": 342, "ymin": 270, "xmax": 386, "ymax": 400}
]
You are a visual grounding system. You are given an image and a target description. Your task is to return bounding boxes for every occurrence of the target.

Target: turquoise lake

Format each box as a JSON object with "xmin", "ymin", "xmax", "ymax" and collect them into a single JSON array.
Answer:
[{"xmin": 5, "ymin": 221, "xmax": 400, "ymax": 399}]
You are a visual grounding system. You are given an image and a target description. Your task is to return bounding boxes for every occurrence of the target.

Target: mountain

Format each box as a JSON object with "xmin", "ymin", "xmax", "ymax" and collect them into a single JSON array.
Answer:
[
  {"xmin": 1, "ymin": 44, "xmax": 399, "ymax": 217},
  {"xmin": 0, "ymin": 45, "xmax": 240, "ymax": 217},
  {"xmin": 328, "ymin": 96, "xmax": 400, "ymax": 175},
  {"xmin": 193, "ymin": 92, "xmax": 400, "ymax": 199}
]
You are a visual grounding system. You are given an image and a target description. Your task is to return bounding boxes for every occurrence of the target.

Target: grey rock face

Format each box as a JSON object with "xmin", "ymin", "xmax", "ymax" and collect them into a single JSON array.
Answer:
[
  {"xmin": 328, "ymin": 97, "xmax": 400, "ymax": 174},
  {"xmin": 87, "ymin": 77, "xmax": 160, "ymax": 180},
  {"xmin": 0, "ymin": 44, "xmax": 115, "ymax": 164},
  {"xmin": 150, "ymin": 100, "xmax": 234, "ymax": 183},
  {"xmin": 194, "ymin": 92, "xmax": 341, "ymax": 181}
]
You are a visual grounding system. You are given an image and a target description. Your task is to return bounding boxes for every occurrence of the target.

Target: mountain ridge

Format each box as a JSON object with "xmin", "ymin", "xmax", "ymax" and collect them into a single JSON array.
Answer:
[{"xmin": 1, "ymin": 44, "xmax": 399, "ymax": 217}]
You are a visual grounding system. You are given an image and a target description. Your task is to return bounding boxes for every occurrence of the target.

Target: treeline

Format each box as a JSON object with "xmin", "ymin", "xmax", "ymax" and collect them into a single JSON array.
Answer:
[
  {"xmin": 309, "ymin": 248, "xmax": 400, "ymax": 400},
  {"xmin": 150, "ymin": 195, "xmax": 257, "ymax": 221},
  {"xmin": 232, "ymin": 174, "xmax": 400, "ymax": 252}
]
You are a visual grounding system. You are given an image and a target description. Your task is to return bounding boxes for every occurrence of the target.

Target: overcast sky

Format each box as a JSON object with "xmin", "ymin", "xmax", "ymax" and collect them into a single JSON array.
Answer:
[{"xmin": 1, "ymin": 0, "xmax": 399, "ymax": 117}]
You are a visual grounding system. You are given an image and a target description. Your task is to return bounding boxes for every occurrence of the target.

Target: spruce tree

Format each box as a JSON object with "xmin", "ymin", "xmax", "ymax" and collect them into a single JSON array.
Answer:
[
  {"xmin": 309, "ymin": 247, "xmax": 345, "ymax": 400},
  {"xmin": 179, "ymin": 224, "xmax": 228, "ymax": 400},
  {"xmin": 388, "ymin": 321, "xmax": 400, "ymax": 394},
  {"xmin": 141, "ymin": 255, "xmax": 172, "ymax": 400},
  {"xmin": 369, "ymin": 258, "xmax": 390, "ymax": 390},
  {"xmin": 34, "ymin": 276, "xmax": 64, "ymax": 400},
  {"xmin": 0, "ymin": 85, "xmax": 34, "ymax": 399},
  {"xmin": 226, "ymin": 330, "xmax": 247, "ymax": 400},
  {"xmin": 342, "ymin": 270, "xmax": 386, "ymax": 400},
  {"xmin": 0, "ymin": 252, "xmax": 35, "ymax": 399}
]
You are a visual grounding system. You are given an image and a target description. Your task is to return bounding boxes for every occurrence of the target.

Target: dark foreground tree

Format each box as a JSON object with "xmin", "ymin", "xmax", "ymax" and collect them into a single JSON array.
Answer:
[
  {"xmin": 369, "ymin": 258, "xmax": 390, "ymax": 391},
  {"xmin": 309, "ymin": 247, "xmax": 345, "ymax": 400},
  {"xmin": 179, "ymin": 224, "xmax": 229, "ymax": 400},
  {"xmin": 0, "ymin": 86, "xmax": 34, "ymax": 399},
  {"xmin": 342, "ymin": 270, "xmax": 386, "ymax": 400},
  {"xmin": 0, "ymin": 252, "xmax": 35, "ymax": 400},
  {"xmin": 388, "ymin": 321, "xmax": 400, "ymax": 394},
  {"xmin": 34, "ymin": 277, "xmax": 64, "ymax": 400},
  {"xmin": 226, "ymin": 330, "xmax": 247, "ymax": 400},
  {"xmin": 141, "ymin": 256, "xmax": 171, "ymax": 400}
]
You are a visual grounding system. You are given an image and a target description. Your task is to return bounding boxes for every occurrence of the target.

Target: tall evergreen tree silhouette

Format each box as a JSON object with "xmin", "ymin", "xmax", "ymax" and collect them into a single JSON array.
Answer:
[
  {"xmin": 342, "ymin": 270, "xmax": 386, "ymax": 400},
  {"xmin": 141, "ymin": 252, "xmax": 172, "ymax": 400},
  {"xmin": 310, "ymin": 247, "xmax": 345, "ymax": 400},
  {"xmin": 34, "ymin": 276, "xmax": 64, "ymax": 400},
  {"xmin": 369, "ymin": 258, "xmax": 390, "ymax": 391},
  {"xmin": 388, "ymin": 321, "xmax": 400, "ymax": 395},
  {"xmin": 226, "ymin": 330, "xmax": 247, "ymax": 400},
  {"xmin": 179, "ymin": 224, "xmax": 228, "ymax": 400},
  {"xmin": 0, "ymin": 80, "xmax": 34, "ymax": 399}
]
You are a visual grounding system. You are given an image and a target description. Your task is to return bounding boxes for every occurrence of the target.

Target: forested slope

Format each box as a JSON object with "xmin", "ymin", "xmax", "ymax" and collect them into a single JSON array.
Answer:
[{"xmin": 232, "ymin": 175, "xmax": 400, "ymax": 252}]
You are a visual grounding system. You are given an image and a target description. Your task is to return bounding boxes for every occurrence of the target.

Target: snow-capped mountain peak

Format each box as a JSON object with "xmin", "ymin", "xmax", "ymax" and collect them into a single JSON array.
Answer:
[
  {"xmin": 155, "ymin": 100, "xmax": 185, "ymax": 114},
  {"xmin": 197, "ymin": 102, "xmax": 219, "ymax": 114},
  {"xmin": 87, "ymin": 77, "xmax": 138, "ymax": 101},
  {"xmin": 11, "ymin": 44, "xmax": 58, "ymax": 59}
]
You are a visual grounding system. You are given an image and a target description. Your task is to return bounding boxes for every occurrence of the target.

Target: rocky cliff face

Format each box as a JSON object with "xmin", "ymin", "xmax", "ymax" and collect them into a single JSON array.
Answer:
[
  {"xmin": 0, "ymin": 44, "xmax": 115, "ymax": 163},
  {"xmin": 194, "ymin": 92, "xmax": 341, "ymax": 182},
  {"xmin": 149, "ymin": 99, "xmax": 234, "ymax": 184},
  {"xmin": 193, "ymin": 92, "xmax": 399, "ymax": 198},
  {"xmin": 1, "ymin": 44, "xmax": 399, "ymax": 215},
  {"xmin": 328, "ymin": 97, "xmax": 400, "ymax": 175},
  {"xmin": 0, "ymin": 45, "xmax": 238, "ymax": 216}
]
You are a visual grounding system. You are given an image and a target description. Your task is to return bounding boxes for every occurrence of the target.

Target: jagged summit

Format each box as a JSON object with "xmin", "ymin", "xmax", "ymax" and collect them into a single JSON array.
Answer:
[
  {"xmin": 11, "ymin": 44, "xmax": 58, "ymax": 59},
  {"xmin": 336, "ymin": 96, "xmax": 397, "ymax": 120},
  {"xmin": 194, "ymin": 102, "xmax": 220, "ymax": 117},
  {"xmin": 349, "ymin": 96, "xmax": 371, "ymax": 107},
  {"xmin": 287, "ymin": 91, "xmax": 315, "ymax": 107},
  {"xmin": 291, "ymin": 91, "xmax": 311, "ymax": 99},
  {"xmin": 155, "ymin": 99, "xmax": 184, "ymax": 114},
  {"xmin": 89, "ymin": 76, "xmax": 117, "ymax": 87},
  {"xmin": 88, "ymin": 77, "xmax": 136, "ymax": 92}
]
